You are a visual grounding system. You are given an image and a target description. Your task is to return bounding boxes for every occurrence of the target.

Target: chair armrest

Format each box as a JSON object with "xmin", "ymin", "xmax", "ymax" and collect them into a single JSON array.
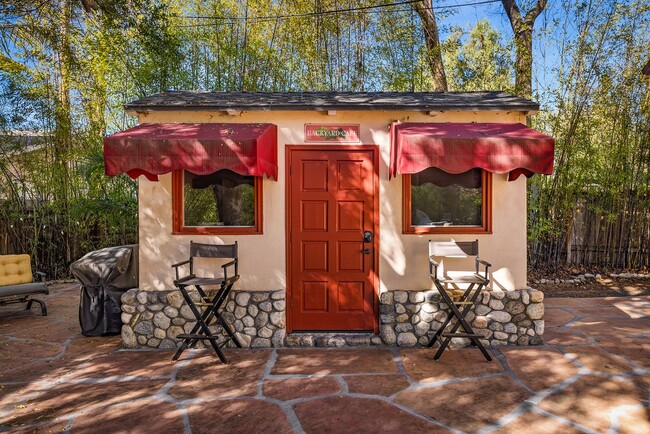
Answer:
[
  {"xmin": 171, "ymin": 260, "xmax": 191, "ymax": 281},
  {"xmin": 221, "ymin": 259, "xmax": 237, "ymax": 281},
  {"xmin": 221, "ymin": 260, "xmax": 236, "ymax": 269},
  {"xmin": 171, "ymin": 260, "xmax": 190, "ymax": 268},
  {"xmin": 429, "ymin": 257, "xmax": 440, "ymax": 279},
  {"xmin": 475, "ymin": 258, "xmax": 491, "ymax": 279},
  {"xmin": 35, "ymin": 271, "xmax": 47, "ymax": 283}
]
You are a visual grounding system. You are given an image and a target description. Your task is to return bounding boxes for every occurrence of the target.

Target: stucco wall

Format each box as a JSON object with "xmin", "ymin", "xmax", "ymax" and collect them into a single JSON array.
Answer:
[{"xmin": 135, "ymin": 109, "xmax": 528, "ymax": 293}]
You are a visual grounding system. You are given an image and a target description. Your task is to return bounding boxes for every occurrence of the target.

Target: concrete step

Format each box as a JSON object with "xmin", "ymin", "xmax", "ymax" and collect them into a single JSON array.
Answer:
[{"xmin": 284, "ymin": 332, "xmax": 383, "ymax": 347}]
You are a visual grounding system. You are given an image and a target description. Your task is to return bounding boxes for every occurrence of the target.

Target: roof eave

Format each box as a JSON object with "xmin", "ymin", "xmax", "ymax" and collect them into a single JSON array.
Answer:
[{"xmin": 125, "ymin": 104, "xmax": 539, "ymax": 115}]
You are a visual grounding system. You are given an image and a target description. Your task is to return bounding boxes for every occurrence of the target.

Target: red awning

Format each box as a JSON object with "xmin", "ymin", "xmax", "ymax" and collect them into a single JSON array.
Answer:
[
  {"xmin": 104, "ymin": 123, "xmax": 278, "ymax": 181},
  {"xmin": 390, "ymin": 123, "xmax": 555, "ymax": 181}
]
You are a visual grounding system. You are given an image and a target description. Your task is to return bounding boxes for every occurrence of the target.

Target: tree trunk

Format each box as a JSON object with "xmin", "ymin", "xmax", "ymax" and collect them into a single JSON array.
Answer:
[
  {"xmin": 514, "ymin": 26, "xmax": 533, "ymax": 99},
  {"xmin": 54, "ymin": 0, "xmax": 72, "ymax": 201},
  {"xmin": 500, "ymin": 0, "xmax": 547, "ymax": 99},
  {"xmin": 411, "ymin": 0, "xmax": 448, "ymax": 92},
  {"xmin": 54, "ymin": 0, "xmax": 73, "ymax": 261}
]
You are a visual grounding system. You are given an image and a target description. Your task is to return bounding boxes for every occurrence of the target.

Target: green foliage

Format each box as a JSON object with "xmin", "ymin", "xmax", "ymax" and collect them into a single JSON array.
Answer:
[
  {"xmin": 443, "ymin": 20, "xmax": 514, "ymax": 92},
  {"xmin": 412, "ymin": 184, "xmax": 482, "ymax": 226},
  {"xmin": 184, "ymin": 187, "xmax": 219, "ymax": 226},
  {"xmin": 0, "ymin": 0, "xmax": 648, "ymax": 275},
  {"xmin": 528, "ymin": 0, "xmax": 650, "ymax": 270}
]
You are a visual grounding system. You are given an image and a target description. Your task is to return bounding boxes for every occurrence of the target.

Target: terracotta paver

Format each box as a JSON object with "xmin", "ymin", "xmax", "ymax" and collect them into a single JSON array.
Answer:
[
  {"xmin": 567, "ymin": 306, "xmax": 633, "ymax": 318},
  {"xmin": 570, "ymin": 316, "xmax": 650, "ymax": 339},
  {"xmin": 596, "ymin": 336, "xmax": 650, "ymax": 368},
  {"xmin": 170, "ymin": 350, "xmax": 270, "ymax": 400},
  {"xmin": 579, "ymin": 296, "xmax": 650, "ymax": 306},
  {"xmin": 72, "ymin": 399, "xmax": 185, "ymax": 433},
  {"xmin": 295, "ymin": 396, "xmax": 448, "ymax": 433},
  {"xmin": 187, "ymin": 399, "xmax": 294, "ymax": 434},
  {"xmin": 0, "ymin": 380, "xmax": 168, "ymax": 426},
  {"xmin": 263, "ymin": 377, "xmax": 342, "ymax": 400},
  {"xmin": 62, "ymin": 335, "xmax": 123, "ymax": 360},
  {"xmin": 11, "ymin": 321, "xmax": 81, "ymax": 343},
  {"xmin": 0, "ymin": 383, "xmax": 39, "ymax": 414},
  {"xmin": 400, "ymin": 347, "xmax": 502, "ymax": 382},
  {"xmin": 494, "ymin": 411, "xmax": 582, "ymax": 433},
  {"xmin": 609, "ymin": 298, "xmax": 650, "ymax": 318},
  {"xmin": 0, "ymin": 316, "xmax": 59, "ymax": 335},
  {"xmin": 344, "ymin": 374, "xmax": 411, "ymax": 397},
  {"xmin": 538, "ymin": 375, "xmax": 647, "ymax": 432},
  {"xmin": 396, "ymin": 376, "xmax": 529, "ymax": 432},
  {"xmin": 500, "ymin": 347, "xmax": 580, "ymax": 391},
  {"xmin": 542, "ymin": 327, "xmax": 593, "ymax": 345},
  {"xmin": 0, "ymin": 357, "xmax": 44, "ymax": 378},
  {"xmin": 563, "ymin": 345, "xmax": 634, "ymax": 374},
  {"xmin": 632, "ymin": 374, "xmax": 650, "ymax": 390},
  {"xmin": 544, "ymin": 308, "xmax": 576, "ymax": 327},
  {"xmin": 272, "ymin": 348, "xmax": 398, "ymax": 375},
  {"xmin": 1, "ymin": 284, "xmax": 649, "ymax": 433},
  {"xmin": 618, "ymin": 406, "xmax": 650, "ymax": 434},
  {"xmin": 0, "ymin": 358, "xmax": 75, "ymax": 384},
  {"xmin": 5, "ymin": 419, "xmax": 73, "ymax": 433},
  {"xmin": 543, "ymin": 298, "xmax": 591, "ymax": 307},
  {"xmin": 60, "ymin": 349, "xmax": 178, "ymax": 380},
  {"xmin": 0, "ymin": 338, "xmax": 63, "ymax": 359}
]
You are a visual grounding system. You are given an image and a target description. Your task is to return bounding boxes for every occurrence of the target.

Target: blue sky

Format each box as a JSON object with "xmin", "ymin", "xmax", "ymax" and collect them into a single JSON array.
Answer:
[{"xmin": 435, "ymin": 0, "xmax": 562, "ymax": 106}]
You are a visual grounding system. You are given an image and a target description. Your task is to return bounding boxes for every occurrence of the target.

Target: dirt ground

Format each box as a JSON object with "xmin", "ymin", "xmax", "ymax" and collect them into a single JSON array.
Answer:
[{"xmin": 531, "ymin": 275, "xmax": 650, "ymax": 298}]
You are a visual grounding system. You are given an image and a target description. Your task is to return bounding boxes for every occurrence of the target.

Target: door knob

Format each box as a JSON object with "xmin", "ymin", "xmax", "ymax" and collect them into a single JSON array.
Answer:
[
  {"xmin": 363, "ymin": 231, "xmax": 372, "ymax": 243},
  {"xmin": 362, "ymin": 248, "xmax": 372, "ymax": 255}
]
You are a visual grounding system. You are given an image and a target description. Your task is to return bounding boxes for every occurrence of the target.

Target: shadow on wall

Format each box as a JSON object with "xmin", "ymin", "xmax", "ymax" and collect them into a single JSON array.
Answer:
[{"xmin": 140, "ymin": 175, "xmax": 176, "ymax": 291}]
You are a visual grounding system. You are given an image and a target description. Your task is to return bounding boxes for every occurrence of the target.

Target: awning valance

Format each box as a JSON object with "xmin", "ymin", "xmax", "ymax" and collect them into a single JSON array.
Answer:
[
  {"xmin": 390, "ymin": 122, "xmax": 555, "ymax": 181},
  {"xmin": 104, "ymin": 123, "xmax": 278, "ymax": 181}
]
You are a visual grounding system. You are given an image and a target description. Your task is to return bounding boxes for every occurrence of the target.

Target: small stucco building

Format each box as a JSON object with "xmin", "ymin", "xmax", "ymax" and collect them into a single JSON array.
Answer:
[{"xmin": 104, "ymin": 91, "xmax": 554, "ymax": 349}]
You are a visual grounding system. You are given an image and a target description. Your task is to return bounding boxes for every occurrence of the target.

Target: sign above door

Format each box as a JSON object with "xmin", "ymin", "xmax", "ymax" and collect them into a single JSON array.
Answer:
[{"xmin": 304, "ymin": 124, "xmax": 361, "ymax": 143}]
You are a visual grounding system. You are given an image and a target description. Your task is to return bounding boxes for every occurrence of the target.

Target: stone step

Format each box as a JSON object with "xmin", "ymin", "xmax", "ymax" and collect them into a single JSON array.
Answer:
[{"xmin": 284, "ymin": 332, "xmax": 383, "ymax": 347}]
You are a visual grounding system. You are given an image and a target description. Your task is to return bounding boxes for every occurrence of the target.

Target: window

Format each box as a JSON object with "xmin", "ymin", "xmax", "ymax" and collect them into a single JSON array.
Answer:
[
  {"xmin": 403, "ymin": 167, "xmax": 491, "ymax": 234},
  {"xmin": 172, "ymin": 169, "xmax": 262, "ymax": 234}
]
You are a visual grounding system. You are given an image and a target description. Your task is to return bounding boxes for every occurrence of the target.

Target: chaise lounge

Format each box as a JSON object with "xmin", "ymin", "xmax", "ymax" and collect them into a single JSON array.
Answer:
[{"xmin": 0, "ymin": 254, "xmax": 49, "ymax": 316}]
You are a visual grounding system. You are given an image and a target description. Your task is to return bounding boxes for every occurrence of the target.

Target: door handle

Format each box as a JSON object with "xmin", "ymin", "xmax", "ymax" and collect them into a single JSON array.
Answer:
[
  {"xmin": 363, "ymin": 231, "xmax": 372, "ymax": 243},
  {"xmin": 362, "ymin": 248, "xmax": 372, "ymax": 255}
]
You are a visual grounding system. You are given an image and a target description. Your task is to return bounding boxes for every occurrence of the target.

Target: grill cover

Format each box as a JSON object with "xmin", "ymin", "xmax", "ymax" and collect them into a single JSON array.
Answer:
[{"xmin": 70, "ymin": 245, "xmax": 138, "ymax": 336}]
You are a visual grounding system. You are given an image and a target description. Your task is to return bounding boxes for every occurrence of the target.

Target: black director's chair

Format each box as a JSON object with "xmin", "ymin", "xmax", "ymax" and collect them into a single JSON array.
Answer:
[
  {"xmin": 427, "ymin": 240, "xmax": 492, "ymax": 362},
  {"xmin": 171, "ymin": 241, "xmax": 242, "ymax": 363}
]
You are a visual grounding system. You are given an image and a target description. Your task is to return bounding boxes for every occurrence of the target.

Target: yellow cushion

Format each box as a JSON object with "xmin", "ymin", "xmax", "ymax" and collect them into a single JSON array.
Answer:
[{"xmin": 0, "ymin": 254, "xmax": 33, "ymax": 286}]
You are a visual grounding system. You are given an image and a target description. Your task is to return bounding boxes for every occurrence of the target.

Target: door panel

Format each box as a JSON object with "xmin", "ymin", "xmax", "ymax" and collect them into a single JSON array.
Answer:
[
  {"xmin": 302, "ymin": 281, "xmax": 328, "ymax": 311},
  {"xmin": 289, "ymin": 148, "xmax": 377, "ymax": 331},
  {"xmin": 337, "ymin": 201, "xmax": 363, "ymax": 230},
  {"xmin": 301, "ymin": 201, "xmax": 328, "ymax": 231}
]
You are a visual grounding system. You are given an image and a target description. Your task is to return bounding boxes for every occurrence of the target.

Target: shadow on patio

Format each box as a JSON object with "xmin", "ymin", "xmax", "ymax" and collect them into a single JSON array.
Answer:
[{"xmin": 1, "ymin": 284, "xmax": 648, "ymax": 433}]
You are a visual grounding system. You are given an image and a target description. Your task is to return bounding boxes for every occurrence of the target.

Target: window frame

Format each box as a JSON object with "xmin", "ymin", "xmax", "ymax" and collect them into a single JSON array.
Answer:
[
  {"xmin": 402, "ymin": 169, "xmax": 492, "ymax": 235},
  {"xmin": 172, "ymin": 169, "xmax": 263, "ymax": 235}
]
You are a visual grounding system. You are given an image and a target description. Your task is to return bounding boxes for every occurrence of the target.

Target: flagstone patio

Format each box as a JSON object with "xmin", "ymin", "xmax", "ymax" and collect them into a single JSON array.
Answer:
[{"xmin": 1, "ymin": 284, "xmax": 648, "ymax": 433}]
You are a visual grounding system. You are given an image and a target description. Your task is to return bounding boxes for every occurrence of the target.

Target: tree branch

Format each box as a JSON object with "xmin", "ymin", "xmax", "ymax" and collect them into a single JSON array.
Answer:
[
  {"xmin": 411, "ymin": 0, "xmax": 448, "ymax": 91},
  {"xmin": 500, "ymin": 0, "xmax": 523, "ymax": 29},
  {"xmin": 525, "ymin": 0, "xmax": 548, "ymax": 26}
]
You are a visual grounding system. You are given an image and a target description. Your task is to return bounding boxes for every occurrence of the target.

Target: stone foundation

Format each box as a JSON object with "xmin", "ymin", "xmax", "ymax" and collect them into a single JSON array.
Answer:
[
  {"xmin": 121, "ymin": 287, "xmax": 544, "ymax": 349},
  {"xmin": 379, "ymin": 288, "xmax": 544, "ymax": 347},
  {"xmin": 120, "ymin": 288, "xmax": 286, "ymax": 349}
]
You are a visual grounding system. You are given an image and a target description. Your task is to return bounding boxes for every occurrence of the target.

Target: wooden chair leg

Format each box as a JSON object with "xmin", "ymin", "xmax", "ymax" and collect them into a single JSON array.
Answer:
[
  {"xmin": 431, "ymin": 283, "xmax": 492, "ymax": 362},
  {"xmin": 172, "ymin": 280, "xmax": 241, "ymax": 364}
]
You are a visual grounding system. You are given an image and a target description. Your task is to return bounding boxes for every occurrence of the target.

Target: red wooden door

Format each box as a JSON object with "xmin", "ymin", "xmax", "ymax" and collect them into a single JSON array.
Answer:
[{"xmin": 288, "ymin": 147, "xmax": 378, "ymax": 331}]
